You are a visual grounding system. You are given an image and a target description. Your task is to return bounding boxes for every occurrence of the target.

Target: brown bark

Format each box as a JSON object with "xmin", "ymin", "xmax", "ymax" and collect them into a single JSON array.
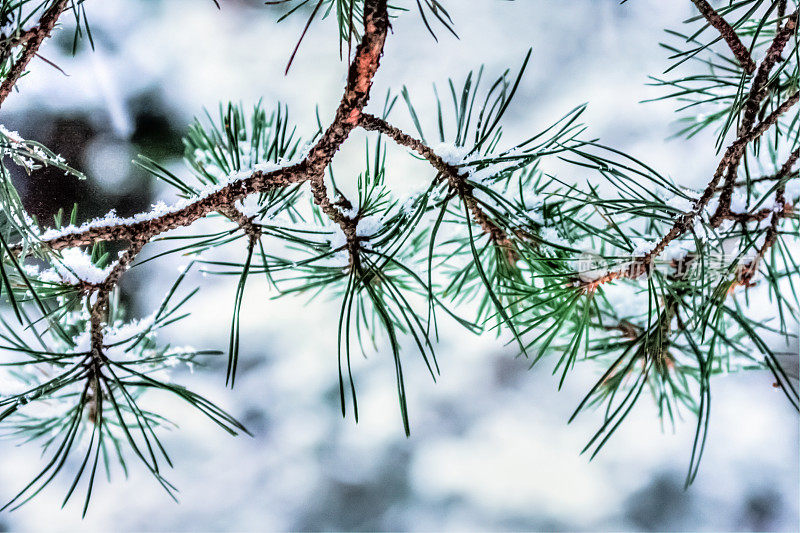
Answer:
[
  {"xmin": 0, "ymin": 0, "xmax": 69, "ymax": 108},
  {"xmin": 690, "ymin": 0, "xmax": 756, "ymax": 73}
]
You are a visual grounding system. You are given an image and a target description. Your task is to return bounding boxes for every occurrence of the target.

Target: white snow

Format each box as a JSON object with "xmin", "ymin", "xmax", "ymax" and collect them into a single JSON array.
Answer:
[
  {"xmin": 600, "ymin": 280, "xmax": 650, "ymax": 318},
  {"xmin": 431, "ymin": 142, "xmax": 471, "ymax": 166},
  {"xmin": 45, "ymin": 248, "xmax": 114, "ymax": 285},
  {"xmin": 665, "ymin": 194, "xmax": 693, "ymax": 213},
  {"xmin": 573, "ymin": 251, "xmax": 609, "ymax": 283},
  {"xmin": 664, "ymin": 240, "xmax": 691, "ymax": 261},
  {"xmin": 786, "ymin": 178, "xmax": 800, "ymax": 202},
  {"xmin": 105, "ymin": 313, "xmax": 157, "ymax": 346},
  {"xmin": 521, "ymin": 191, "xmax": 545, "ymax": 211},
  {"xmin": 326, "ymin": 225, "xmax": 348, "ymax": 250},
  {"xmin": 519, "ymin": 191, "xmax": 546, "ymax": 225},
  {"xmin": 0, "ymin": 372, "xmax": 30, "ymax": 397},
  {"xmin": 469, "ymin": 159, "xmax": 520, "ymax": 184},
  {"xmin": 432, "ymin": 143, "xmax": 520, "ymax": 185},
  {"xmin": 0, "ymin": 124, "xmax": 24, "ymax": 144},
  {"xmin": 540, "ymin": 226, "xmax": 570, "ymax": 248},
  {"xmin": 729, "ymin": 191, "xmax": 748, "ymax": 214},
  {"xmin": 631, "ymin": 237, "xmax": 657, "ymax": 257},
  {"xmin": 356, "ymin": 215, "xmax": 383, "ymax": 238},
  {"xmin": 235, "ymin": 196, "xmax": 263, "ymax": 219}
]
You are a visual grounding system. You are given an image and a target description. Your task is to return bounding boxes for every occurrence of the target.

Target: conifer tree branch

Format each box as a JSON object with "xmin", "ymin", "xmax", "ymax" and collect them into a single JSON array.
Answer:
[
  {"xmin": 3, "ymin": 1, "xmax": 799, "ymax": 506},
  {"xmin": 13, "ymin": 0, "xmax": 390, "ymax": 264},
  {"xmin": 738, "ymin": 7, "xmax": 798, "ymax": 136},
  {"xmin": 690, "ymin": 0, "xmax": 757, "ymax": 74},
  {"xmin": 359, "ymin": 113, "xmax": 458, "ymax": 175},
  {"xmin": 0, "ymin": 0, "xmax": 70, "ymax": 109},
  {"xmin": 716, "ymin": 169, "xmax": 799, "ymax": 189},
  {"xmin": 735, "ymin": 146, "xmax": 799, "ymax": 286},
  {"xmin": 99, "ymin": 238, "xmax": 148, "ymax": 292},
  {"xmin": 304, "ymin": 0, "xmax": 389, "ymax": 222},
  {"xmin": 20, "ymin": 165, "xmax": 299, "ymax": 252},
  {"xmin": 86, "ymin": 300, "xmax": 107, "ymax": 424},
  {"xmin": 359, "ymin": 112, "xmax": 517, "ymax": 259},
  {"xmin": 710, "ymin": 9, "xmax": 799, "ymax": 223},
  {"xmin": 582, "ymin": 90, "xmax": 799, "ymax": 290},
  {"xmin": 713, "ymin": 206, "xmax": 775, "ymax": 223},
  {"xmin": 218, "ymin": 206, "xmax": 261, "ymax": 240}
]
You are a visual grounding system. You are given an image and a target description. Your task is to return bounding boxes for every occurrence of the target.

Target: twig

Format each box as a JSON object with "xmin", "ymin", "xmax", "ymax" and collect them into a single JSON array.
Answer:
[
  {"xmin": 359, "ymin": 113, "xmax": 518, "ymax": 261},
  {"xmin": 715, "ymin": 169, "xmax": 799, "ymax": 189},
  {"xmin": 738, "ymin": 8, "xmax": 798, "ymax": 136},
  {"xmin": 690, "ymin": 0, "xmax": 757, "ymax": 73},
  {"xmin": 218, "ymin": 206, "xmax": 261, "ymax": 241},
  {"xmin": 734, "ymin": 147, "xmax": 799, "ymax": 286},
  {"xmin": 712, "ymin": 9, "xmax": 798, "ymax": 223},
  {"xmin": 582, "ymin": 91, "xmax": 799, "ymax": 289},
  {"xmin": 0, "ymin": 0, "xmax": 69, "ymax": 109}
]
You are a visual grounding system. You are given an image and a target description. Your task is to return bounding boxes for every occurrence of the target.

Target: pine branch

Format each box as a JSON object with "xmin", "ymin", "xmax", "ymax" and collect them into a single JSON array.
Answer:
[
  {"xmin": 3, "ymin": 0, "xmax": 800, "ymax": 508},
  {"xmin": 16, "ymin": 165, "xmax": 299, "ymax": 251},
  {"xmin": 718, "ymin": 170, "xmax": 799, "ymax": 189},
  {"xmin": 359, "ymin": 113, "xmax": 517, "ymax": 259},
  {"xmin": 12, "ymin": 0, "xmax": 390, "ymax": 261},
  {"xmin": 0, "ymin": 0, "xmax": 69, "ymax": 109},
  {"xmin": 359, "ymin": 112, "xmax": 457, "ymax": 174},
  {"xmin": 690, "ymin": 0, "xmax": 757, "ymax": 74},
  {"xmin": 218, "ymin": 206, "xmax": 262, "ymax": 241},
  {"xmin": 709, "ymin": 7, "xmax": 800, "ymax": 223},
  {"xmin": 735, "ymin": 146, "xmax": 800, "ymax": 286},
  {"xmin": 581, "ymin": 90, "xmax": 799, "ymax": 290},
  {"xmin": 737, "ymin": 8, "xmax": 798, "ymax": 136}
]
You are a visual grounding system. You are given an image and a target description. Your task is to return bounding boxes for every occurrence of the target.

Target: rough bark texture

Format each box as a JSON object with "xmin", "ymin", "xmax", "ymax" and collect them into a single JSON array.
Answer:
[
  {"xmin": 690, "ymin": 0, "xmax": 757, "ymax": 73},
  {"xmin": 0, "ymin": 0, "xmax": 70, "ymax": 108}
]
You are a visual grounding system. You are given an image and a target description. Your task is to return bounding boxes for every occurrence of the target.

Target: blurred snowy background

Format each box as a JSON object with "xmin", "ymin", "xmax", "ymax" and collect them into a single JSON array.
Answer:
[{"xmin": 0, "ymin": 0, "xmax": 798, "ymax": 530}]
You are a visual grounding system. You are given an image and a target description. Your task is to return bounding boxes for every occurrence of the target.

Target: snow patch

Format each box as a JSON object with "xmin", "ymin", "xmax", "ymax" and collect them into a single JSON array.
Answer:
[
  {"xmin": 540, "ymin": 227, "xmax": 570, "ymax": 248},
  {"xmin": 432, "ymin": 143, "xmax": 519, "ymax": 185},
  {"xmin": 665, "ymin": 195, "xmax": 693, "ymax": 213},
  {"xmin": 47, "ymin": 248, "xmax": 113, "ymax": 285},
  {"xmin": 431, "ymin": 143, "xmax": 471, "ymax": 166},
  {"xmin": 786, "ymin": 179, "xmax": 800, "ymax": 202},
  {"xmin": 572, "ymin": 251, "xmax": 609, "ymax": 283},
  {"xmin": 630, "ymin": 238, "xmax": 658, "ymax": 257},
  {"xmin": 0, "ymin": 124, "xmax": 24, "ymax": 144},
  {"xmin": 730, "ymin": 191, "xmax": 748, "ymax": 214},
  {"xmin": 356, "ymin": 216, "xmax": 383, "ymax": 238},
  {"xmin": 664, "ymin": 240, "xmax": 691, "ymax": 261}
]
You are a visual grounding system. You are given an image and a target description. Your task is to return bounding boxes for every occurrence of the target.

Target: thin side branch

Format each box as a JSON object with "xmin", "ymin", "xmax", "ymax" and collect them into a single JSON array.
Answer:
[
  {"xmin": 0, "ymin": 0, "xmax": 69, "ymax": 109},
  {"xmin": 360, "ymin": 113, "xmax": 457, "ymax": 174},
  {"xmin": 735, "ymin": 146, "xmax": 800, "ymax": 286},
  {"xmin": 219, "ymin": 206, "xmax": 261, "ymax": 241},
  {"xmin": 27, "ymin": 165, "xmax": 300, "ymax": 251},
  {"xmin": 711, "ymin": 10, "xmax": 799, "ymax": 222},
  {"xmin": 738, "ymin": 8, "xmax": 798, "ymax": 136},
  {"xmin": 717, "ymin": 170, "xmax": 799, "ymax": 189},
  {"xmin": 305, "ymin": 0, "xmax": 389, "ymax": 229},
  {"xmin": 359, "ymin": 113, "xmax": 518, "ymax": 260},
  {"xmin": 690, "ymin": 0, "xmax": 757, "ymax": 73},
  {"xmin": 583, "ymin": 91, "xmax": 799, "ymax": 290}
]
